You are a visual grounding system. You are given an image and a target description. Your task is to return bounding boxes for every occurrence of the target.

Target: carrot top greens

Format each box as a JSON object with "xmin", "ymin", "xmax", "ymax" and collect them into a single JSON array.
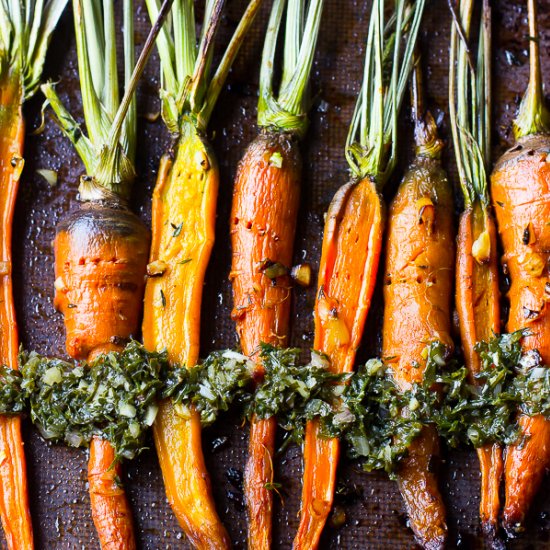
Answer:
[
  {"xmin": 514, "ymin": 0, "xmax": 550, "ymax": 139},
  {"xmin": 41, "ymin": 0, "xmax": 172, "ymax": 201},
  {"xmin": 449, "ymin": 0, "xmax": 491, "ymax": 209},
  {"xmin": 145, "ymin": 0, "xmax": 262, "ymax": 134},
  {"xmin": 0, "ymin": 0, "xmax": 68, "ymax": 100},
  {"xmin": 258, "ymin": 0, "xmax": 324, "ymax": 137},
  {"xmin": 345, "ymin": 0, "xmax": 425, "ymax": 184}
]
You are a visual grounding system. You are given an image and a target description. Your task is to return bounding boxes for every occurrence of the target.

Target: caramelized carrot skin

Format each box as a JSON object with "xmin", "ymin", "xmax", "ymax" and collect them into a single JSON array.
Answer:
[
  {"xmin": 456, "ymin": 206, "xmax": 503, "ymax": 538},
  {"xmin": 230, "ymin": 131, "xmax": 301, "ymax": 550},
  {"xmin": 397, "ymin": 427, "xmax": 446, "ymax": 550},
  {"xmin": 492, "ymin": 135, "xmax": 550, "ymax": 534},
  {"xmin": 88, "ymin": 436, "xmax": 135, "ymax": 550},
  {"xmin": 142, "ymin": 122, "xmax": 230, "ymax": 549},
  {"xmin": 294, "ymin": 176, "xmax": 384, "ymax": 550},
  {"xmin": 382, "ymin": 157, "xmax": 454, "ymax": 549},
  {"xmin": 54, "ymin": 202, "xmax": 149, "ymax": 549},
  {"xmin": 54, "ymin": 202, "xmax": 150, "ymax": 359},
  {"xmin": 230, "ymin": 131, "xmax": 301, "ymax": 358},
  {"xmin": 0, "ymin": 70, "xmax": 33, "ymax": 549},
  {"xmin": 245, "ymin": 416, "xmax": 277, "ymax": 549}
]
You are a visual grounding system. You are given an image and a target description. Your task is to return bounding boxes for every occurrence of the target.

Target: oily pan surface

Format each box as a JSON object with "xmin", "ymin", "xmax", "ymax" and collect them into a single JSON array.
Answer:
[{"xmin": 11, "ymin": 0, "xmax": 550, "ymax": 548}]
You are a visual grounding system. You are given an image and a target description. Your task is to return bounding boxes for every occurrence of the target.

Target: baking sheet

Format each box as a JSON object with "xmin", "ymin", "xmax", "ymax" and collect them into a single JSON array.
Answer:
[{"xmin": 11, "ymin": 0, "xmax": 550, "ymax": 547}]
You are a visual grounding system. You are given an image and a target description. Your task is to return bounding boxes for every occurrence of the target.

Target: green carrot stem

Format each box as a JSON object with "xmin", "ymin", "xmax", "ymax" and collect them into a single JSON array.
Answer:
[
  {"xmin": 410, "ymin": 55, "xmax": 443, "ymax": 159},
  {"xmin": 514, "ymin": 0, "xmax": 550, "ymax": 138},
  {"xmin": 42, "ymin": 0, "xmax": 173, "ymax": 200},
  {"xmin": 0, "ymin": 0, "xmax": 69, "ymax": 100},
  {"xmin": 257, "ymin": 0, "xmax": 324, "ymax": 137},
  {"xmin": 449, "ymin": 0, "xmax": 491, "ymax": 209},
  {"xmin": 200, "ymin": 0, "xmax": 264, "ymax": 128},
  {"xmin": 147, "ymin": 0, "xmax": 263, "ymax": 134},
  {"xmin": 345, "ymin": 0, "xmax": 425, "ymax": 185}
]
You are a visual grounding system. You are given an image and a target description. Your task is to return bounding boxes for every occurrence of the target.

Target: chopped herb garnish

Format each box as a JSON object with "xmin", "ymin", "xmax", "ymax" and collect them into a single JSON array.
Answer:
[
  {"xmin": 259, "ymin": 260, "xmax": 289, "ymax": 279},
  {"xmin": 19, "ymin": 342, "xmax": 167, "ymax": 460},
  {"xmin": 0, "ymin": 330, "xmax": 548, "ymax": 474},
  {"xmin": 171, "ymin": 222, "xmax": 183, "ymax": 237},
  {"xmin": 178, "ymin": 259, "xmax": 192, "ymax": 265},
  {"xmin": 160, "ymin": 289, "xmax": 166, "ymax": 308},
  {"xmin": 0, "ymin": 367, "xmax": 25, "ymax": 414},
  {"xmin": 250, "ymin": 346, "xmax": 348, "ymax": 448},
  {"xmin": 163, "ymin": 350, "xmax": 254, "ymax": 426}
]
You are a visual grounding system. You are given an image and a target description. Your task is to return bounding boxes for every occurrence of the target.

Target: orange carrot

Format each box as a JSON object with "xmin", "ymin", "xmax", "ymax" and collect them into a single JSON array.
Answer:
[
  {"xmin": 449, "ymin": 0, "xmax": 504, "ymax": 541},
  {"xmin": 0, "ymin": 2, "xmax": 68, "ymax": 547},
  {"xmin": 228, "ymin": 1, "xmax": 323, "ymax": 546},
  {"xmin": 231, "ymin": 132, "xmax": 301, "ymax": 549},
  {"xmin": 295, "ymin": 176, "xmax": 384, "ymax": 549},
  {"xmin": 382, "ymin": 60, "xmax": 453, "ymax": 548},
  {"xmin": 141, "ymin": 1, "xmax": 263, "ymax": 547},
  {"xmin": 0, "ymin": 76, "xmax": 33, "ymax": 550},
  {"xmin": 43, "ymin": 2, "xmax": 171, "ymax": 546},
  {"xmin": 293, "ymin": 1, "xmax": 426, "ymax": 546},
  {"xmin": 490, "ymin": 0, "xmax": 550, "ymax": 536}
]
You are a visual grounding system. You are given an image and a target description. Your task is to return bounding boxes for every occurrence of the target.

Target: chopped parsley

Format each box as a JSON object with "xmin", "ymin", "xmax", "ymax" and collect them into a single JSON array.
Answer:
[
  {"xmin": 162, "ymin": 349, "xmax": 254, "ymax": 426},
  {"xmin": 0, "ymin": 330, "xmax": 548, "ymax": 474},
  {"xmin": 19, "ymin": 342, "xmax": 167, "ymax": 460}
]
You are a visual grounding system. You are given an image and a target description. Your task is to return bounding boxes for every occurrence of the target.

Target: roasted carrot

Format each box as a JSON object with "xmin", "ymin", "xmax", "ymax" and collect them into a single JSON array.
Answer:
[
  {"xmin": 382, "ymin": 56, "xmax": 453, "ymax": 549},
  {"xmin": 490, "ymin": 0, "xmax": 550, "ymax": 536},
  {"xmin": 229, "ymin": 1, "xmax": 323, "ymax": 547},
  {"xmin": 0, "ymin": 3, "xmax": 68, "ymax": 548},
  {"xmin": 293, "ymin": 2, "xmax": 426, "ymax": 547},
  {"xmin": 42, "ymin": 2, "xmax": 172, "ymax": 547},
  {"xmin": 141, "ymin": 1, "xmax": 262, "ymax": 547},
  {"xmin": 449, "ymin": 1, "xmax": 504, "ymax": 543}
]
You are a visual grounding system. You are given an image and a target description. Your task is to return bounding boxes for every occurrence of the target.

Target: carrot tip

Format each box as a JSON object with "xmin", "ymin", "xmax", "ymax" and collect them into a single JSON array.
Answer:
[{"xmin": 481, "ymin": 522, "xmax": 506, "ymax": 550}]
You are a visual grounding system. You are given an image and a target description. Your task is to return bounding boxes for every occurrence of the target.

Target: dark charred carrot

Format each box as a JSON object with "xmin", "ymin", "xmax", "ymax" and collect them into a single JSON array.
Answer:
[
  {"xmin": 42, "ymin": 2, "xmax": 172, "ymax": 547},
  {"xmin": 229, "ymin": 2, "xmax": 323, "ymax": 546},
  {"xmin": 0, "ymin": 3, "xmax": 68, "ymax": 547},
  {"xmin": 449, "ymin": 1, "xmax": 504, "ymax": 543},
  {"xmin": 382, "ymin": 58, "xmax": 453, "ymax": 549},
  {"xmin": 293, "ymin": 1, "xmax": 426, "ymax": 547},
  {"xmin": 490, "ymin": 0, "xmax": 550, "ymax": 536},
  {"xmin": 141, "ymin": 1, "xmax": 263, "ymax": 547}
]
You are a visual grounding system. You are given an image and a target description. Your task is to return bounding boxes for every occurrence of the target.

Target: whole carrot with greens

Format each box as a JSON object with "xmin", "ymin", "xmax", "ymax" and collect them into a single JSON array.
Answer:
[
  {"xmin": 382, "ymin": 56, "xmax": 453, "ymax": 549},
  {"xmin": 41, "ymin": 1, "xmax": 172, "ymax": 547},
  {"xmin": 0, "ymin": 2, "xmax": 67, "ymax": 547},
  {"xmin": 491, "ymin": 0, "xmax": 550, "ymax": 536},
  {"xmin": 293, "ymin": 1, "xmax": 425, "ymax": 547},
  {"xmin": 229, "ymin": 1, "xmax": 323, "ymax": 547},
  {"xmin": 449, "ymin": 0, "xmax": 503, "ymax": 543},
  {"xmin": 142, "ymin": 0, "xmax": 262, "ymax": 547}
]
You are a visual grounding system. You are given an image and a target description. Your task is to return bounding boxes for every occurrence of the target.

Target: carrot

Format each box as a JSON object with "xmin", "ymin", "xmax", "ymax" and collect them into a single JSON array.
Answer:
[
  {"xmin": 293, "ymin": 2, "xmax": 426, "ymax": 547},
  {"xmin": 42, "ymin": 2, "xmax": 172, "ymax": 547},
  {"xmin": 141, "ymin": 1, "xmax": 263, "ymax": 547},
  {"xmin": 382, "ymin": 56, "xmax": 453, "ymax": 549},
  {"xmin": 449, "ymin": 0, "xmax": 504, "ymax": 543},
  {"xmin": 229, "ymin": 1, "xmax": 323, "ymax": 547},
  {"xmin": 0, "ymin": 3, "xmax": 68, "ymax": 548},
  {"xmin": 490, "ymin": 0, "xmax": 550, "ymax": 536}
]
